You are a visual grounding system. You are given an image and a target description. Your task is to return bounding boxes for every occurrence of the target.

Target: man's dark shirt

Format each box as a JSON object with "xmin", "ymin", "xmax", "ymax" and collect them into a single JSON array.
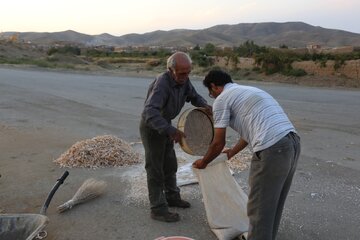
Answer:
[{"xmin": 141, "ymin": 71, "xmax": 208, "ymax": 135}]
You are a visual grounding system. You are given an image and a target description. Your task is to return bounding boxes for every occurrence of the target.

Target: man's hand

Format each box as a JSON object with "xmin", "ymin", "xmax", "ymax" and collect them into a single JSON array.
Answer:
[
  {"xmin": 222, "ymin": 147, "xmax": 235, "ymax": 159},
  {"xmin": 203, "ymin": 105, "xmax": 213, "ymax": 116},
  {"xmin": 170, "ymin": 129, "xmax": 186, "ymax": 143},
  {"xmin": 192, "ymin": 159, "xmax": 208, "ymax": 169}
]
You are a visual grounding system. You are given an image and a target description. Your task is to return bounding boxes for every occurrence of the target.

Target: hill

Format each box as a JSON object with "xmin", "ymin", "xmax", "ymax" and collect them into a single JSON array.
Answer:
[{"xmin": 2, "ymin": 22, "xmax": 360, "ymax": 48}]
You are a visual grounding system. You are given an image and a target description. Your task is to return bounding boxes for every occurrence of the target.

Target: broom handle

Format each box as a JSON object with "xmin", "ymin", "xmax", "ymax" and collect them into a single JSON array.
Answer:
[{"xmin": 40, "ymin": 171, "xmax": 69, "ymax": 215}]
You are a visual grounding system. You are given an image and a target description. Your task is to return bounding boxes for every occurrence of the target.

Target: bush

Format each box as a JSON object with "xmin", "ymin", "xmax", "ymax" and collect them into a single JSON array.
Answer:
[
  {"xmin": 146, "ymin": 59, "xmax": 161, "ymax": 67},
  {"xmin": 252, "ymin": 66, "xmax": 261, "ymax": 72},
  {"xmin": 284, "ymin": 68, "xmax": 307, "ymax": 77},
  {"xmin": 47, "ymin": 46, "xmax": 81, "ymax": 56},
  {"xmin": 190, "ymin": 52, "xmax": 214, "ymax": 67}
]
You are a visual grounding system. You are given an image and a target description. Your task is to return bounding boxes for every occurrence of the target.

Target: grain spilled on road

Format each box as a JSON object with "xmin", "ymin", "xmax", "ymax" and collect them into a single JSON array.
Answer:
[
  {"xmin": 54, "ymin": 135, "xmax": 142, "ymax": 168},
  {"xmin": 226, "ymin": 147, "xmax": 252, "ymax": 173}
]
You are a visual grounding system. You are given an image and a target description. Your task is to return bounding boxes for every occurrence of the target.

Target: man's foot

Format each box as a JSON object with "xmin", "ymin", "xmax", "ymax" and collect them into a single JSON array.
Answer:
[
  {"xmin": 167, "ymin": 199, "xmax": 191, "ymax": 208},
  {"xmin": 151, "ymin": 211, "xmax": 180, "ymax": 222}
]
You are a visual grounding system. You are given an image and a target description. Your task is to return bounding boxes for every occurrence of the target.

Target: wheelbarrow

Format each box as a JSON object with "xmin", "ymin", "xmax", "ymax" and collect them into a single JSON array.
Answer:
[{"xmin": 0, "ymin": 171, "xmax": 69, "ymax": 240}]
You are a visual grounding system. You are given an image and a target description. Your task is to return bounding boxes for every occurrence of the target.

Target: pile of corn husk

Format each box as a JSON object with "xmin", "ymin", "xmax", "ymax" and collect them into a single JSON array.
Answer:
[{"xmin": 54, "ymin": 135, "xmax": 141, "ymax": 168}]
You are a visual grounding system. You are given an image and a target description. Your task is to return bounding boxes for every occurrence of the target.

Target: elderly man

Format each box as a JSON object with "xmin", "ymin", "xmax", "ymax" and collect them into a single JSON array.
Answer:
[
  {"xmin": 140, "ymin": 52, "xmax": 211, "ymax": 222},
  {"xmin": 193, "ymin": 69, "xmax": 301, "ymax": 239}
]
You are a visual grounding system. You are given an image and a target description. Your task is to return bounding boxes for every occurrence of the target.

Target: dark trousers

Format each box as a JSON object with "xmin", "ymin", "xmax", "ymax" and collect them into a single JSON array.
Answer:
[
  {"xmin": 247, "ymin": 132, "xmax": 301, "ymax": 240},
  {"xmin": 139, "ymin": 119, "xmax": 180, "ymax": 213}
]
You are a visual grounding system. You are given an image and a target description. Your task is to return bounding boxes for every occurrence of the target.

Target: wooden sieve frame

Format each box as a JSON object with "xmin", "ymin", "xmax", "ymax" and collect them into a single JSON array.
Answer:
[{"xmin": 177, "ymin": 107, "xmax": 214, "ymax": 156}]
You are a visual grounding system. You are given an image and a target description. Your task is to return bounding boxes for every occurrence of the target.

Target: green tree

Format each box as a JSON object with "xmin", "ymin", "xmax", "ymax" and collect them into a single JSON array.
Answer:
[
  {"xmin": 203, "ymin": 43, "xmax": 216, "ymax": 56},
  {"xmin": 193, "ymin": 44, "xmax": 200, "ymax": 51},
  {"xmin": 234, "ymin": 40, "xmax": 266, "ymax": 57}
]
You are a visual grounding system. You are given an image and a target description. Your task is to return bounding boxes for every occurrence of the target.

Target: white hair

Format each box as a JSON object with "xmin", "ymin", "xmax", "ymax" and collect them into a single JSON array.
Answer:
[{"xmin": 167, "ymin": 52, "xmax": 192, "ymax": 70}]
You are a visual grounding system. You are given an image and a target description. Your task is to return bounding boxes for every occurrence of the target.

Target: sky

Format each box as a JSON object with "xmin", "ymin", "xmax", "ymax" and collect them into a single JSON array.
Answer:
[{"xmin": 1, "ymin": 0, "xmax": 360, "ymax": 36}]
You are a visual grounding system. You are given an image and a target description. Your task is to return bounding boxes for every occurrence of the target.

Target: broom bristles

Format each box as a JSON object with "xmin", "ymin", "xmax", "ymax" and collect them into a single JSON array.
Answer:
[{"xmin": 57, "ymin": 178, "xmax": 107, "ymax": 213}]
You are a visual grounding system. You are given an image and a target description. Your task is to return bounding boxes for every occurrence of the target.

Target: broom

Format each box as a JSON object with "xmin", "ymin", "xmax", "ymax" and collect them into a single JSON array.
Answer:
[{"xmin": 57, "ymin": 178, "xmax": 107, "ymax": 213}]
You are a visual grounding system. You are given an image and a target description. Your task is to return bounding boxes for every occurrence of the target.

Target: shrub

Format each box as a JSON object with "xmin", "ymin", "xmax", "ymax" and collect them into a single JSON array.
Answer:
[
  {"xmin": 146, "ymin": 59, "xmax": 161, "ymax": 67},
  {"xmin": 252, "ymin": 66, "xmax": 261, "ymax": 72},
  {"xmin": 47, "ymin": 46, "xmax": 81, "ymax": 56},
  {"xmin": 284, "ymin": 68, "xmax": 307, "ymax": 77}
]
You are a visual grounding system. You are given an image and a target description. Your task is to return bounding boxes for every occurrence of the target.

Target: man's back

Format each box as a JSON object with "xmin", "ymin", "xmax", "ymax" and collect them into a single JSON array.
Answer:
[{"xmin": 213, "ymin": 83, "xmax": 296, "ymax": 152}]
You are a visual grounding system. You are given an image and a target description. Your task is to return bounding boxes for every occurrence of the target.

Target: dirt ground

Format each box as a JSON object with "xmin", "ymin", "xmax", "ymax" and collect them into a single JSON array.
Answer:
[{"xmin": 0, "ymin": 66, "xmax": 359, "ymax": 240}]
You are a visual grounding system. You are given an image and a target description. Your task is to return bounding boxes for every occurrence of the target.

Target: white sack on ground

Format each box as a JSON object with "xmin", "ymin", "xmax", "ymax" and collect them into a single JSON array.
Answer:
[{"xmin": 194, "ymin": 155, "xmax": 249, "ymax": 240}]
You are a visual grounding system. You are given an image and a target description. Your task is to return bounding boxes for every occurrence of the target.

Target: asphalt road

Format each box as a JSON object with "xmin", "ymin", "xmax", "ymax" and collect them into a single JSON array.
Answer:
[{"xmin": 0, "ymin": 67, "xmax": 359, "ymax": 240}]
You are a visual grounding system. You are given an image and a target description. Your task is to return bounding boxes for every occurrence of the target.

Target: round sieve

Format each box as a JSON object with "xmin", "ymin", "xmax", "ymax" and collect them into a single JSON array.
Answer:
[{"xmin": 177, "ymin": 108, "xmax": 214, "ymax": 156}]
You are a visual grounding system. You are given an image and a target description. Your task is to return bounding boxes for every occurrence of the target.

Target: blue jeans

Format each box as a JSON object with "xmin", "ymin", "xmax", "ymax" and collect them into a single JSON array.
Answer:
[{"xmin": 247, "ymin": 132, "xmax": 301, "ymax": 240}]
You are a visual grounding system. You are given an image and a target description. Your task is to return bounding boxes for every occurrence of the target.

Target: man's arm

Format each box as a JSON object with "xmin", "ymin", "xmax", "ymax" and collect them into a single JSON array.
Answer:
[
  {"xmin": 187, "ymin": 81, "xmax": 208, "ymax": 107},
  {"xmin": 187, "ymin": 82, "xmax": 212, "ymax": 115},
  {"xmin": 223, "ymin": 138, "xmax": 248, "ymax": 159},
  {"xmin": 193, "ymin": 128, "xmax": 226, "ymax": 169},
  {"xmin": 143, "ymin": 78, "xmax": 176, "ymax": 135}
]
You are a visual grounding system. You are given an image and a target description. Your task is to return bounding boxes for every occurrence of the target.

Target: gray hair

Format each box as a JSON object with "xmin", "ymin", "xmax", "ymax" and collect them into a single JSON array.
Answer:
[{"xmin": 167, "ymin": 52, "xmax": 192, "ymax": 70}]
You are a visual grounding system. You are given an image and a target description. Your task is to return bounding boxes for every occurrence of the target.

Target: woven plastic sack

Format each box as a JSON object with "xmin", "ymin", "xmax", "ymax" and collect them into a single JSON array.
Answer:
[{"xmin": 194, "ymin": 155, "xmax": 249, "ymax": 240}]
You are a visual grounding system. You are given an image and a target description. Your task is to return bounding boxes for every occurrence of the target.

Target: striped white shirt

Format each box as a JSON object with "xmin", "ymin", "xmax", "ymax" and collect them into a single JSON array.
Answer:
[{"xmin": 213, "ymin": 83, "xmax": 296, "ymax": 152}]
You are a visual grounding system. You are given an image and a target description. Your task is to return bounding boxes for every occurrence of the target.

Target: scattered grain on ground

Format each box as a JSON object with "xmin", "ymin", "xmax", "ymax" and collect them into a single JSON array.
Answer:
[{"xmin": 226, "ymin": 147, "xmax": 252, "ymax": 172}]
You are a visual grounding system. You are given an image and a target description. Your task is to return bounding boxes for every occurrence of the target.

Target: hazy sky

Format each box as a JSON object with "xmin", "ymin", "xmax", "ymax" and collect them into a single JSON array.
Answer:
[{"xmin": 2, "ymin": 0, "xmax": 360, "ymax": 35}]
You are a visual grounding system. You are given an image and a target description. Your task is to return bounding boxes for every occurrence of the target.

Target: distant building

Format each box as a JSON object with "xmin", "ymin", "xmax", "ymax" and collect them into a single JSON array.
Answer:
[{"xmin": 307, "ymin": 43, "xmax": 322, "ymax": 53}]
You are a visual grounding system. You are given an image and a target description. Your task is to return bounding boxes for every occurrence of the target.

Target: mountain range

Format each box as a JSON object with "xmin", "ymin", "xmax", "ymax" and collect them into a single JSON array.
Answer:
[{"xmin": 2, "ymin": 22, "xmax": 360, "ymax": 48}]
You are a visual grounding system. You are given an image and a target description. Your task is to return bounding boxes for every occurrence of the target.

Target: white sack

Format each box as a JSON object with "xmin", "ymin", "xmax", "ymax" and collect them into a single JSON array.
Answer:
[
  {"xmin": 177, "ymin": 163, "xmax": 235, "ymax": 187},
  {"xmin": 194, "ymin": 155, "xmax": 249, "ymax": 240},
  {"xmin": 177, "ymin": 163, "xmax": 199, "ymax": 186}
]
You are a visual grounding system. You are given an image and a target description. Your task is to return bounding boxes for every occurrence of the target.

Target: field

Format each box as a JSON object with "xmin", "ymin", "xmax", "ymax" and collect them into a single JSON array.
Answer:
[{"xmin": 1, "ymin": 40, "xmax": 359, "ymax": 88}]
